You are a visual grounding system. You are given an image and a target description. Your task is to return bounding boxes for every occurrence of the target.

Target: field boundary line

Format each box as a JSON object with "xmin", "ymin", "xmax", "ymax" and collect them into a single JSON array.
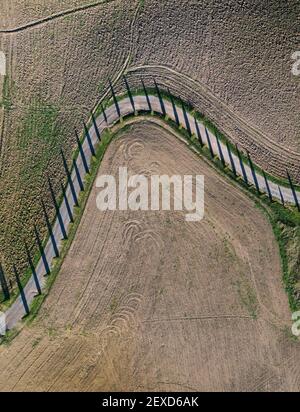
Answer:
[{"xmin": 0, "ymin": 0, "xmax": 117, "ymax": 33}]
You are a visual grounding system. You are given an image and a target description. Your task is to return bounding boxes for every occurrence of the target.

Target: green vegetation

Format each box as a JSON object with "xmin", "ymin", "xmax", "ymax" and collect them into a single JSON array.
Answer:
[
  {"xmin": 15, "ymin": 98, "xmax": 62, "ymax": 206},
  {"xmin": 17, "ymin": 98, "xmax": 61, "ymax": 165},
  {"xmin": 0, "ymin": 263, "xmax": 34, "ymax": 312},
  {"xmin": 266, "ymin": 206, "xmax": 300, "ymax": 312},
  {"xmin": 0, "ymin": 97, "xmax": 63, "ymax": 303}
]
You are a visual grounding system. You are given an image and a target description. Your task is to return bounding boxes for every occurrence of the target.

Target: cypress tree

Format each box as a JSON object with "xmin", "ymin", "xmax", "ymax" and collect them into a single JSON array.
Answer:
[
  {"xmin": 247, "ymin": 151, "xmax": 260, "ymax": 194},
  {"xmin": 262, "ymin": 170, "xmax": 273, "ymax": 202},
  {"xmin": 73, "ymin": 159, "xmax": 84, "ymax": 192},
  {"xmin": 226, "ymin": 141, "xmax": 236, "ymax": 177},
  {"xmin": 181, "ymin": 99, "xmax": 192, "ymax": 137},
  {"xmin": 48, "ymin": 177, "xmax": 67, "ymax": 240},
  {"xmin": 34, "ymin": 224, "xmax": 50, "ymax": 276},
  {"xmin": 24, "ymin": 242, "xmax": 41, "ymax": 295},
  {"xmin": 168, "ymin": 88, "xmax": 179, "ymax": 127},
  {"xmin": 216, "ymin": 134, "xmax": 225, "ymax": 167},
  {"xmin": 91, "ymin": 112, "xmax": 101, "ymax": 141},
  {"xmin": 287, "ymin": 171, "xmax": 300, "ymax": 211},
  {"xmin": 278, "ymin": 185, "xmax": 285, "ymax": 206},
  {"xmin": 235, "ymin": 144, "xmax": 248, "ymax": 184},
  {"xmin": 61, "ymin": 148, "xmax": 78, "ymax": 207},
  {"xmin": 141, "ymin": 79, "xmax": 152, "ymax": 112},
  {"xmin": 13, "ymin": 265, "xmax": 30, "ymax": 316},
  {"xmin": 153, "ymin": 79, "xmax": 166, "ymax": 116},
  {"xmin": 109, "ymin": 79, "xmax": 121, "ymax": 118},
  {"xmin": 101, "ymin": 104, "xmax": 108, "ymax": 124},
  {"xmin": 61, "ymin": 181, "xmax": 74, "ymax": 223},
  {"xmin": 123, "ymin": 75, "xmax": 135, "ymax": 113},
  {"xmin": 75, "ymin": 129, "xmax": 89, "ymax": 175},
  {"xmin": 194, "ymin": 117, "xmax": 203, "ymax": 146},
  {"xmin": 41, "ymin": 199, "xmax": 59, "ymax": 258},
  {"xmin": 83, "ymin": 121, "xmax": 96, "ymax": 156},
  {"xmin": 205, "ymin": 128, "xmax": 214, "ymax": 158}
]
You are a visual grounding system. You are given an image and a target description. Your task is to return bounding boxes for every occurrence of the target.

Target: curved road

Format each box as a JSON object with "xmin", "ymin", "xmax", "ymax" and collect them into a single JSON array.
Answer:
[{"xmin": 2, "ymin": 91, "xmax": 300, "ymax": 334}]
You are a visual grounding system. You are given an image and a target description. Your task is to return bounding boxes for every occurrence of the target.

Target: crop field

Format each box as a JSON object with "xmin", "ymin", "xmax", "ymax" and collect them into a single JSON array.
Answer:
[
  {"xmin": 0, "ymin": 0, "xmax": 299, "ymax": 393},
  {"xmin": 0, "ymin": 0, "xmax": 137, "ymax": 276},
  {"xmin": 0, "ymin": 121, "xmax": 299, "ymax": 391},
  {"xmin": 0, "ymin": 0, "xmax": 299, "ymax": 278}
]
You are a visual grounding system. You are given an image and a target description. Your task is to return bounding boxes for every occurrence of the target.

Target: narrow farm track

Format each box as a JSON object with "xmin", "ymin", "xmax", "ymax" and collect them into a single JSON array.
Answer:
[
  {"xmin": 0, "ymin": 0, "xmax": 118, "ymax": 33},
  {"xmin": 0, "ymin": 121, "xmax": 299, "ymax": 392},
  {"xmin": 3, "ymin": 91, "xmax": 300, "ymax": 333}
]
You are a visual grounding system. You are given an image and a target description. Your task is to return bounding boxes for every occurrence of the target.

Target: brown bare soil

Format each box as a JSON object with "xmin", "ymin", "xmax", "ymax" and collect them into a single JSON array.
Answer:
[
  {"xmin": 0, "ymin": 121, "xmax": 299, "ymax": 392},
  {"xmin": 0, "ymin": 0, "xmax": 111, "ymax": 30},
  {"xmin": 127, "ymin": 0, "xmax": 300, "ymax": 180}
]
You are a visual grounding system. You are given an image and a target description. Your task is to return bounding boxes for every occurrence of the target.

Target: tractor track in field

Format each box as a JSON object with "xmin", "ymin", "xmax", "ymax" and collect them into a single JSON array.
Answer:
[{"xmin": 0, "ymin": 0, "xmax": 118, "ymax": 34}]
